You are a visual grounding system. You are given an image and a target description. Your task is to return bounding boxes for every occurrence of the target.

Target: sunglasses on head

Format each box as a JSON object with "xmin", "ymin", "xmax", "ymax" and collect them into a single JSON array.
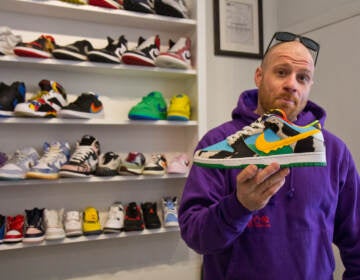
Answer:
[{"xmin": 264, "ymin": 31, "xmax": 320, "ymax": 65}]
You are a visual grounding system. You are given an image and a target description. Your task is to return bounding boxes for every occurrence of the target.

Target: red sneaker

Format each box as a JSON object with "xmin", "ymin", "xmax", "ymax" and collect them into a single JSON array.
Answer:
[
  {"xmin": 4, "ymin": 215, "xmax": 24, "ymax": 243},
  {"xmin": 13, "ymin": 35, "xmax": 55, "ymax": 59},
  {"xmin": 88, "ymin": 0, "xmax": 123, "ymax": 9}
]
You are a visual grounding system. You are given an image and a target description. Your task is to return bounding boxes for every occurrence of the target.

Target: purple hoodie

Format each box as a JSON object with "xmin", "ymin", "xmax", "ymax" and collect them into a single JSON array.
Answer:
[{"xmin": 179, "ymin": 89, "xmax": 360, "ymax": 280}]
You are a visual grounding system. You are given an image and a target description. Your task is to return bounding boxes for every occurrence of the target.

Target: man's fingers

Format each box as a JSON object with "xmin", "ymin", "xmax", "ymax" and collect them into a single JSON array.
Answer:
[{"xmin": 236, "ymin": 164, "xmax": 258, "ymax": 183}]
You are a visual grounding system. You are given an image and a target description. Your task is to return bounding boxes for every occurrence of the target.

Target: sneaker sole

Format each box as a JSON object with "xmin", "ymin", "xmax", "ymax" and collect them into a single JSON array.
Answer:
[
  {"xmin": 13, "ymin": 47, "xmax": 52, "ymax": 58},
  {"xmin": 164, "ymin": 221, "xmax": 179, "ymax": 227},
  {"xmin": 142, "ymin": 170, "xmax": 166, "ymax": 175},
  {"xmin": 122, "ymin": 53, "xmax": 155, "ymax": 67},
  {"xmin": 59, "ymin": 170, "xmax": 92, "ymax": 178},
  {"xmin": 26, "ymin": 171, "xmax": 60, "ymax": 180},
  {"xmin": 88, "ymin": 51, "xmax": 120, "ymax": 64},
  {"xmin": 89, "ymin": 0, "xmax": 122, "ymax": 9},
  {"xmin": 194, "ymin": 152, "xmax": 327, "ymax": 169},
  {"xmin": 118, "ymin": 166, "xmax": 143, "ymax": 175},
  {"xmin": 52, "ymin": 49, "xmax": 87, "ymax": 61},
  {"xmin": 58, "ymin": 109, "xmax": 104, "ymax": 119},
  {"xmin": 155, "ymin": 55, "xmax": 190, "ymax": 69}
]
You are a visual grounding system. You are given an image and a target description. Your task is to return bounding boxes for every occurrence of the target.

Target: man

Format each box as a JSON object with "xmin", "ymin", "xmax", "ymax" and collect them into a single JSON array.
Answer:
[{"xmin": 178, "ymin": 32, "xmax": 360, "ymax": 279}]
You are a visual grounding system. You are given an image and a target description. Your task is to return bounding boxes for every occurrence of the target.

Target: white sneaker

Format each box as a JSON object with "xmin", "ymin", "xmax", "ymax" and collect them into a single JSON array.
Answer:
[
  {"xmin": 64, "ymin": 210, "xmax": 82, "ymax": 237},
  {"xmin": 103, "ymin": 202, "xmax": 124, "ymax": 233},
  {"xmin": 44, "ymin": 208, "xmax": 66, "ymax": 240},
  {"xmin": 0, "ymin": 26, "xmax": 22, "ymax": 55},
  {"xmin": 162, "ymin": 196, "xmax": 179, "ymax": 227}
]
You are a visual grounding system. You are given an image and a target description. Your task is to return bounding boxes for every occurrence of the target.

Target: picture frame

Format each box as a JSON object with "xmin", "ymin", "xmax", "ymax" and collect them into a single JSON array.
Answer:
[{"xmin": 214, "ymin": 0, "xmax": 264, "ymax": 59}]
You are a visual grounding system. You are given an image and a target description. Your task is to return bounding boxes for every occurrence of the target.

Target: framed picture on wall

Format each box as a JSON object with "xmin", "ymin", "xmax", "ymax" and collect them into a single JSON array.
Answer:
[{"xmin": 214, "ymin": 0, "xmax": 264, "ymax": 58}]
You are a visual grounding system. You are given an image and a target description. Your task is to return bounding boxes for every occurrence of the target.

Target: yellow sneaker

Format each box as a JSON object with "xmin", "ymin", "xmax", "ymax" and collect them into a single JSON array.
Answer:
[
  {"xmin": 167, "ymin": 94, "xmax": 191, "ymax": 121},
  {"xmin": 82, "ymin": 207, "xmax": 102, "ymax": 235}
]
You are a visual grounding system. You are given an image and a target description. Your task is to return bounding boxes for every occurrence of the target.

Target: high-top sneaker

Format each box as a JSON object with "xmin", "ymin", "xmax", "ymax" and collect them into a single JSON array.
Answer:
[
  {"xmin": 103, "ymin": 202, "xmax": 125, "ymax": 233},
  {"xmin": 162, "ymin": 196, "xmax": 179, "ymax": 227},
  {"xmin": 123, "ymin": 202, "xmax": 144, "ymax": 231},
  {"xmin": 0, "ymin": 214, "xmax": 5, "ymax": 243},
  {"xmin": 0, "ymin": 26, "xmax": 22, "ymax": 55},
  {"xmin": 141, "ymin": 202, "xmax": 161, "ymax": 229},
  {"xmin": 14, "ymin": 79, "xmax": 67, "ymax": 118},
  {"xmin": 87, "ymin": 36, "xmax": 127, "ymax": 64},
  {"xmin": 154, "ymin": 0, "xmax": 189, "ymax": 18},
  {"xmin": 0, "ymin": 81, "xmax": 26, "ymax": 117},
  {"xmin": 26, "ymin": 141, "xmax": 71, "ymax": 180},
  {"xmin": 44, "ymin": 208, "xmax": 66, "ymax": 240},
  {"xmin": 64, "ymin": 210, "xmax": 82, "ymax": 237},
  {"xmin": 52, "ymin": 40, "xmax": 94, "ymax": 61},
  {"xmin": 23, "ymin": 207, "xmax": 45, "ymax": 243},
  {"xmin": 59, "ymin": 135, "xmax": 100, "ymax": 177},
  {"xmin": 4, "ymin": 215, "xmax": 24, "ymax": 243},
  {"xmin": 123, "ymin": 0, "xmax": 154, "ymax": 13},
  {"xmin": 194, "ymin": 109, "xmax": 327, "ymax": 168},
  {"xmin": 89, "ymin": 0, "xmax": 123, "ymax": 9},
  {"xmin": 13, "ymin": 34, "xmax": 55, "ymax": 58},
  {"xmin": 155, "ymin": 37, "xmax": 192, "ymax": 69},
  {"xmin": 122, "ymin": 35, "xmax": 160, "ymax": 67},
  {"xmin": 0, "ymin": 147, "xmax": 39, "ymax": 180}
]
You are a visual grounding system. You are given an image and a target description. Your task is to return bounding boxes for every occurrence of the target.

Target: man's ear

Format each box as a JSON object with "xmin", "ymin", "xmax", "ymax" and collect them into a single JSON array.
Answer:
[{"xmin": 254, "ymin": 67, "xmax": 262, "ymax": 87}]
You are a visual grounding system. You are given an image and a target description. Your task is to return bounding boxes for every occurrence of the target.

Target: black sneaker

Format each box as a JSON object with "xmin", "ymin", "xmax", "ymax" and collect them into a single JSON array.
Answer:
[
  {"xmin": 58, "ymin": 92, "xmax": 104, "ymax": 119},
  {"xmin": 87, "ymin": 35, "xmax": 128, "ymax": 64},
  {"xmin": 0, "ymin": 81, "xmax": 26, "ymax": 117},
  {"xmin": 52, "ymin": 40, "xmax": 94, "ymax": 61},
  {"xmin": 23, "ymin": 208, "xmax": 45, "ymax": 243},
  {"xmin": 141, "ymin": 202, "xmax": 161, "ymax": 229},
  {"xmin": 123, "ymin": 0, "xmax": 154, "ymax": 14},
  {"xmin": 154, "ymin": 0, "xmax": 189, "ymax": 18},
  {"xmin": 123, "ymin": 202, "xmax": 144, "ymax": 231},
  {"xmin": 0, "ymin": 214, "xmax": 5, "ymax": 244},
  {"xmin": 122, "ymin": 35, "xmax": 160, "ymax": 67}
]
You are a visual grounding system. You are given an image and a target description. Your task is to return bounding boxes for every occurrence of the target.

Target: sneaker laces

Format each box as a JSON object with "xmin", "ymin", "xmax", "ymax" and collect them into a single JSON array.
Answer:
[
  {"xmin": 164, "ymin": 200, "xmax": 177, "ymax": 215},
  {"xmin": 70, "ymin": 146, "xmax": 93, "ymax": 164},
  {"xmin": 8, "ymin": 150, "xmax": 30, "ymax": 165},
  {"xmin": 84, "ymin": 211, "xmax": 98, "ymax": 223},
  {"xmin": 227, "ymin": 117, "xmax": 265, "ymax": 145},
  {"xmin": 38, "ymin": 144, "xmax": 62, "ymax": 165}
]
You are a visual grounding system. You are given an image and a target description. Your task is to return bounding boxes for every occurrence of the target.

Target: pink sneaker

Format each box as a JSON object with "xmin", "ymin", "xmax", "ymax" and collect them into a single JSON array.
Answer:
[{"xmin": 167, "ymin": 153, "xmax": 190, "ymax": 174}]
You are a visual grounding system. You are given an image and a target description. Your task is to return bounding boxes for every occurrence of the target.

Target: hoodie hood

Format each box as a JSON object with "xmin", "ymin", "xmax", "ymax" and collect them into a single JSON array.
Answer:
[{"xmin": 231, "ymin": 89, "xmax": 327, "ymax": 127}]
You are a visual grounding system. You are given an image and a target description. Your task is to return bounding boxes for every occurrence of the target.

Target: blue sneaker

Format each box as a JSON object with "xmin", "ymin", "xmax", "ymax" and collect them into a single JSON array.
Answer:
[
  {"xmin": 162, "ymin": 196, "xmax": 179, "ymax": 227},
  {"xmin": 0, "ymin": 147, "xmax": 39, "ymax": 180},
  {"xmin": 26, "ymin": 141, "xmax": 71, "ymax": 180},
  {"xmin": 0, "ymin": 214, "xmax": 5, "ymax": 244}
]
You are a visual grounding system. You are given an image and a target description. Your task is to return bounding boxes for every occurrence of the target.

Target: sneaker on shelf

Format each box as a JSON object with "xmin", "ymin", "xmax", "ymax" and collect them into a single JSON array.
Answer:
[
  {"xmin": 141, "ymin": 202, "xmax": 161, "ymax": 229},
  {"xmin": 118, "ymin": 152, "xmax": 146, "ymax": 175},
  {"xmin": 121, "ymin": 35, "xmax": 160, "ymax": 67},
  {"xmin": 89, "ymin": 0, "xmax": 123, "ymax": 9},
  {"xmin": 194, "ymin": 109, "xmax": 327, "ymax": 168},
  {"xmin": 0, "ymin": 214, "xmax": 5, "ymax": 243},
  {"xmin": 64, "ymin": 210, "xmax": 82, "ymax": 237},
  {"xmin": 13, "ymin": 34, "xmax": 55, "ymax": 59},
  {"xmin": 14, "ymin": 80, "xmax": 67, "ymax": 118},
  {"xmin": 82, "ymin": 206, "xmax": 102, "ymax": 235},
  {"xmin": 143, "ymin": 153, "xmax": 167, "ymax": 175},
  {"xmin": 52, "ymin": 40, "xmax": 94, "ymax": 61},
  {"xmin": 0, "ymin": 152, "xmax": 7, "ymax": 168},
  {"xmin": 59, "ymin": 135, "xmax": 100, "ymax": 177},
  {"xmin": 123, "ymin": 202, "xmax": 144, "ymax": 232},
  {"xmin": 26, "ymin": 141, "xmax": 71, "ymax": 180},
  {"xmin": 167, "ymin": 153, "xmax": 190, "ymax": 174},
  {"xmin": 4, "ymin": 215, "xmax": 24, "ymax": 243},
  {"xmin": 154, "ymin": 0, "xmax": 189, "ymax": 18},
  {"xmin": 0, "ymin": 81, "xmax": 26, "ymax": 117},
  {"xmin": 123, "ymin": 0, "xmax": 154, "ymax": 13},
  {"xmin": 162, "ymin": 196, "xmax": 179, "ymax": 227},
  {"xmin": 44, "ymin": 208, "xmax": 66, "ymax": 240},
  {"xmin": 59, "ymin": 0, "xmax": 88, "ymax": 4},
  {"xmin": 0, "ymin": 147, "xmax": 39, "ymax": 180},
  {"xmin": 128, "ymin": 91, "xmax": 167, "ymax": 120},
  {"xmin": 87, "ymin": 36, "xmax": 127, "ymax": 64},
  {"xmin": 155, "ymin": 37, "xmax": 192, "ymax": 69},
  {"xmin": 167, "ymin": 93, "xmax": 191, "ymax": 121},
  {"xmin": 23, "ymin": 207, "xmax": 45, "ymax": 243},
  {"xmin": 58, "ymin": 92, "xmax": 104, "ymax": 119},
  {"xmin": 0, "ymin": 26, "xmax": 22, "ymax": 55},
  {"xmin": 95, "ymin": 151, "xmax": 121, "ymax": 176},
  {"xmin": 103, "ymin": 202, "xmax": 124, "ymax": 233}
]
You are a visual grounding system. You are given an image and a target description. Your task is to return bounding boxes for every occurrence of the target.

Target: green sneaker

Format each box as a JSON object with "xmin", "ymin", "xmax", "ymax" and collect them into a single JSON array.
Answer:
[{"xmin": 128, "ymin": 91, "xmax": 167, "ymax": 120}]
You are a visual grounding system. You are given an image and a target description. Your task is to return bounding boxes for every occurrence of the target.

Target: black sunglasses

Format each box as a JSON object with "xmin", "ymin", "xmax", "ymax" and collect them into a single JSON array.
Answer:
[{"xmin": 264, "ymin": 31, "xmax": 320, "ymax": 65}]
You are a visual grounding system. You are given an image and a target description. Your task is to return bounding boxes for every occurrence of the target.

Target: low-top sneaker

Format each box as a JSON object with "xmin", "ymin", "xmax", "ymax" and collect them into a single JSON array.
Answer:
[
  {"xmin": 88, "ymin": 36, "xmax": 127, "ymax": 64},
  {"xmin": 95, "ymin": 151, "xmax": 121, "ymax": 176},
  {"xmin": 23, "ymin": 207, "xmax": 45, "ymax": 243},
  {"xmin": 52, "ymin": 40, "xmax": 94, "ymax": 61},
  {"xmin": 128, "ymin": 91, "xmax": 167, "ymax": 120},
  {"xmin": 123, "ymin": 0, "xmax": 154, "ymax": 13},
  {"xmin": 64, "ymin": 210, "xmax": 82, "ymax": 237},
  {"xmin": 26, "ymin": 141, "xmax": 71, "ymax": 180},
  {"xmin": 59, "ymin": 135, "xmax": 100, "ymax": 177},
  {"xmin": 103, "ymin": 202, "xmax": 124, "ymax": 233},
  {"xmin": 118, "ymin": 152, "xmax": 146, "ymax": 175},
  {"xmin": 167, "ymin": 93, "xmax": 191, "ymax": 121},
  {"xmin": 154, "ymin": 0, "xmax": 189, "ymax": 18},
  {"xmin": 4, "ymin": 215, "xmax": 24, "ymax": 243},
  {"xmin": 0, "ymin": 147, "xmax": 39, "ymax": 180},
  {"xmin": 143, "ymin": 153, "xmax": 167, "ymax": 175},
  {"xmin": 167, "ymin": 153, "xmax": 190, "ymax": 174},
  {"xmin": 122, "ymin": 35, "xmax": 160, "ymax": 67},
  {"xmin": 44, "ymin": 208, "xmax": 66, "ymax": 240},
  {"xmin": 0, "ymin": 81, "xmax": 26, "ymax": 117}
]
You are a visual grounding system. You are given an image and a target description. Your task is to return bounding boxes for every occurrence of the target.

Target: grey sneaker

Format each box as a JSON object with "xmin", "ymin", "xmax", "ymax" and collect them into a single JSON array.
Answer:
[
  {"xmin": 0, "ymin": 26, "xmax": 22, "ymax": 55},
  {"xmin": 0, "ymin": 147, "xmax": 39, "ymax": 180}
]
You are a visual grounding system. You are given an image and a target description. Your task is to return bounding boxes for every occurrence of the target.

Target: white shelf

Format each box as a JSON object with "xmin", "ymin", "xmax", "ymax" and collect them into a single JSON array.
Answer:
[
  {"xmin": 0, "ymin": 0, "xmax": 196, "ymax": 33},
  {"xmin": 0, "ymin": 174, "xmax": 188, "ymax": 187},
  {"xmin": 0, "ymin": 227, "xmax": 180, "ymax": 251},
  {"xmin": 0, "ymin": 55, "xmax": 197, "ymax": 79}
]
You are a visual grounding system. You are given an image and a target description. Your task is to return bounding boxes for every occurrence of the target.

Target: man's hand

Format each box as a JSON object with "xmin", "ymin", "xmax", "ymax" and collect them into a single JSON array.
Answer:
[{"xmin": 236, "ymin": 163, "xmax": 290, "ymax": 211}]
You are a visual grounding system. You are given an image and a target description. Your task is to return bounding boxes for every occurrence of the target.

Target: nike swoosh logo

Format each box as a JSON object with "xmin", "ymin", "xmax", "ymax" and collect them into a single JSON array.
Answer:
[
  {"xmin": 255, "ymin": 129, "xmax": 319, "ymax": 153},
  {"xmin": 157, "ymin": 104, "xmax": 167, "ymax": 113},
  {"xmin": 90, "ymin": 103, "xmax": 103, "ymax": 113}
]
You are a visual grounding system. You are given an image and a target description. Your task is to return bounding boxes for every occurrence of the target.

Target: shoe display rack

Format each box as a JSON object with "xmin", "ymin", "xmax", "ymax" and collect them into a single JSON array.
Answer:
[{"xmin": 0, "ymin": 0, "xmax": 206, "ymax": 258}]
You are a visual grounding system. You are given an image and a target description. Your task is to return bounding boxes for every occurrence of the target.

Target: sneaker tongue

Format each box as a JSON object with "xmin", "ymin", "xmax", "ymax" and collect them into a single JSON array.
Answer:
[
  {"xmin": 79, "ymin": 135, "xmax": 96, "ymax": 146},
  {"xmin": 267, "ymin": 109, "xmax": 288, "ymax": 121}
]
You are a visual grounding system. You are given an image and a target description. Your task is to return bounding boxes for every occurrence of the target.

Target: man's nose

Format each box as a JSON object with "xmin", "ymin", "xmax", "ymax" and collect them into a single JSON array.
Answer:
[{"xmin": 283, "ymin": 74, "xmax": 298, "ymax": 93}]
